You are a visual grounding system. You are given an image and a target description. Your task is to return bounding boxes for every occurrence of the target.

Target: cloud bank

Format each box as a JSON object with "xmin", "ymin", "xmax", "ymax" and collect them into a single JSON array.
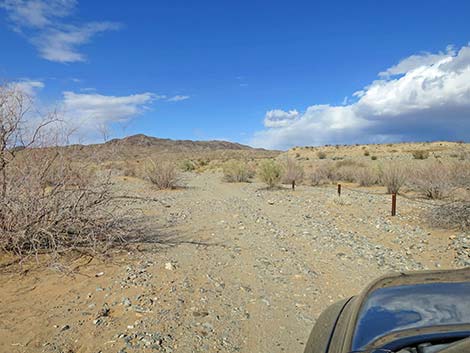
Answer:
[
  {"xmin": 10, "ymin": 81, "xmax": 190, "ymax": 141},
  {"xmin": 251, "ymin": 44, "xmax": 470, "ymax": 149},
  {"xmin": 0, "ymin": 0, "xmax": 120, "ymax": 62}
]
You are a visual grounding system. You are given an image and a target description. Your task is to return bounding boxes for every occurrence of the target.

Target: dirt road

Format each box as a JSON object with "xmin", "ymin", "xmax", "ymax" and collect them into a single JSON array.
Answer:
[{"xmin": 0, "ymin": 172, "xmax": 461, "ymax": 353}]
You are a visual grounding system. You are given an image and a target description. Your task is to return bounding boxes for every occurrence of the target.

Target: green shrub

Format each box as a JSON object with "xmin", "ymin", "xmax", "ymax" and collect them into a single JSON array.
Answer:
[
  {"xmin": 180, "ymin": 159, "xmax": 195, "ymax": 171},
  {"xmin": 371, "ymin": 156, "xmax": 378, "ymax": 160},
  {"xmin": 257, "ymin": 159, "xmax": 282, "ymax": 188},
  {"xmin": 222, "ymin": 160, "xmax": 254, "ymax": 183},
  {"xmin": 363, "ymin": 150, "xmax": 370, "ymax": 156},
  {"xmin": 412, "ymin": 150, "xmax": 430, "ymax": 160},
  {"xmin": 317, "ymin": 151, "xmax": 327, "ymax": 159}
]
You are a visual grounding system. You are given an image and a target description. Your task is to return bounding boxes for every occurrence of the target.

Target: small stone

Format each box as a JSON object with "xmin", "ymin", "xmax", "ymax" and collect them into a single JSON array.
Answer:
[
  {"xmin": 165, "ymin": 262, "xmax": 174, "ymax": 270},
  {"xmin": 95, "ymin": 272, "xmax": 105, "ymax": 277},
  {"xmin": 122, "ymin": 297, "xmax": 132, "ymax": 307},
  {"xmin": 60, "ymin": 324, "xmax": 70, "ymax": 332}
]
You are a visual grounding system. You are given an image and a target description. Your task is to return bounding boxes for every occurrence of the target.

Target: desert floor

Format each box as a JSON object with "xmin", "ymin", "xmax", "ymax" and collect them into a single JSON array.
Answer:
[{"xmin": 0, "ymin": 171, "xmax": 466, "ymax": 353}]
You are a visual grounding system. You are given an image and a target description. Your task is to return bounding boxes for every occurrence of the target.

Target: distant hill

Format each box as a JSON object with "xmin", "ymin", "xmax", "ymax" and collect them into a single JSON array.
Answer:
[
  {"xmin": 104, "ymin": 134, "xmax": 258, "ymax": 152},
  {"xmin": 62, "ymin": 134, "xmax": 279, "ymax": 162}
]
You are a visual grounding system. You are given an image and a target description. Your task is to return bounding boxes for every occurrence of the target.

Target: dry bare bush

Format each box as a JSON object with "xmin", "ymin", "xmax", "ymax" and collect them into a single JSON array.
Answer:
[
  {"xmin": 145, "ymin": 160, "xmax": 180, "ymax": 189},
  {"xmin": 281, "ymin": 157, "xmax": 304, "ymax": 189},
  {"xmin": 453, "ymin": 161, "xmax": 470, "ymax": 187},
  {"xmin": 379, "ymin": 162, "xmax": 408, "ymax": 194},
  {"xmin": 257, "ymin": 159, "xmax": 282, "ymax": 188},
  {"xmin": 222, "ymin": 160, "xmax": 254, "ymax": 182},
  {"xmin": 317, "ymin": 151, "xmax": 327, "ymax": 159},
  {"xmin": 430, "ymin": 201, "xmax": 470, "ymax": 230},
  {"xmin": 0, "ymin": 83, "xmax": 130, "ymax": 260},
  {"xmin": 354, "ymin": 166, "xmax": 378, "ymax": 187},
  {"xmin": 407, "ymin": 160, "xmax": 455, "ymax": 199},
  {"xmin": 334, "ymin": 160, "xmax": 363, "ymax": 183},
  {"xmin": 310, "ymin": 161, "xmax": 336, "ymax": 186}
]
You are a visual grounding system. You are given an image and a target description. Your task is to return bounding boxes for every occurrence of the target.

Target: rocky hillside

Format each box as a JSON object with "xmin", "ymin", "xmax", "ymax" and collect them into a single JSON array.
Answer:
[{"xmin": 104, "ymin": 134, "xmax": 259, "ymax": 152}]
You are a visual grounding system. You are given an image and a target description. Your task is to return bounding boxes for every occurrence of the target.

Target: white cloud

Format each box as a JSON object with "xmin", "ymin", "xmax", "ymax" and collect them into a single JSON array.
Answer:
[
  {"xmin": 0, "ymin": 0, "xmax": 120, "ymax": 63},
  {"xmin": 252, "ymin": 44, "xmax": 470, "ymax": 149},
  {"xmin": 264, "ymin": 109, "xmax": 300, "ymax": 128},
  {"xmin": 167, "ymin": 95, "xmax": 190, "ymax": 102},
  {"xmin": 0, "ymin": 0, "xmax": 76, "ymax": 28},
  {"xmin": 12, "ymin": 79, "xmax": 44, "ymax": 96},
  {"xmin": 61, "ymin": 91, "xmax": 156, "ymax": 130}
]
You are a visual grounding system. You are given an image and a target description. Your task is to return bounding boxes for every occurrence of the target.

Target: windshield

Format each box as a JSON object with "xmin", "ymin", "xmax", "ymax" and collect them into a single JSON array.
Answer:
[{"xmin": 352, "ymin": 282, "xmax": 470, "ymax": 351}]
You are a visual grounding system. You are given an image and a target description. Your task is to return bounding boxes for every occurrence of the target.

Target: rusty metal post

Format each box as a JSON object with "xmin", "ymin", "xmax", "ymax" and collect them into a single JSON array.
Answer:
[
  {"xmin": 391, "ymin": 193, "xmax": 397, "ymax": 216},
  {"xmin": 292, "ymin": 180, "xmax": 295, "ymax": 190},
  {"xmin": 337, "ymin": 183, "xmax": 341, "ymax": 196}
]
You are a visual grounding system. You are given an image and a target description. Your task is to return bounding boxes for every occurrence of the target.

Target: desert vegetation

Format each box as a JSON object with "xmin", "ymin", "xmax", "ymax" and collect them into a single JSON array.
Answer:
[
  {"xmin": 145, "ymin": 160, "xmax": 180, "ymax": 189},
  {"xmin": 257, "ymin": 159, "xmax": 282, "ymax": 188},
  {"xmin": 222, "ymin": 160, "xmax": 254, "ymax": 183},
  {"xmin": 281, "ymin": 157, "xmax": 304, "ymax": 189},
  {"xmin": 0, "ymin": 84, "xmax": 131, "ymax": 260}
]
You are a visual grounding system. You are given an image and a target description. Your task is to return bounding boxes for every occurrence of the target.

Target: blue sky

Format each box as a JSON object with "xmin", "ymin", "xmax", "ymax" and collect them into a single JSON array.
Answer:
[{"xmin": 1, "ymin": 1, "xmax": 470, "ymax": 149}]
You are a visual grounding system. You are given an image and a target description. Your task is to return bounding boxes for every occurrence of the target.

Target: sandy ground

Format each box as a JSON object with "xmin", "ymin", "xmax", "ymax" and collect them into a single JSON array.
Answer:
[{"xmin": 0, "ymin": 172, "xmax": 464, "ymax": 353}]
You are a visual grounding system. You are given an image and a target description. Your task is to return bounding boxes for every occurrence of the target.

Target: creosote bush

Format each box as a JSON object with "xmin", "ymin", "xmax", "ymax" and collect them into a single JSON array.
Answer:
[
  {"xmin": 222, "ymin": 160, "xmax": 254, "ymax": 183},
  {"xmin": 317, "ymin": 151, "xmax": 327, "ymax": 159},
  {"xmin": 145, "ymin": 160, "xmax": 180, "ymax": 189},
  {"xmin": 180, "ymin": 159, "xmax": 195, "ymax": 172},
  {"xmin": 412, "ymin": 150, "xmax": 430, "ymax": 160},
  {"xmin": 257, "ymin": 159, "xmax": 282, "ymax": 188}
]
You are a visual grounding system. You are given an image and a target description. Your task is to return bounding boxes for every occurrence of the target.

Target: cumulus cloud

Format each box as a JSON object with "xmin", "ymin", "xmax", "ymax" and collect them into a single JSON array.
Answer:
[
  {"xmin": 264, "ymin": 109, "xmax": 300, "ymax": 128},
  {"xmin": 61, "ymin": 91, "xmax": 156, "ymax": 129},
  {"xmin": 0, "ymin": 0, "xmax": 120, "ymax": 62},
  {"xmin": 251, "ymin": 44, "xmax": 470, "ymax": 149}
]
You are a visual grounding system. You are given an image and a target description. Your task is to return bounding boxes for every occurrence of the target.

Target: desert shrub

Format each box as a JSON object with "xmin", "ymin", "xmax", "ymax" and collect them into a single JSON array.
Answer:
[
  {"xmin": 334, "ymin": 160, "xmax": 363, "ymax": 183},
  {"xmin": 145, "ymin": 160, "xmax": 180, "ymax": 189},
  {"xmin": 354, "ymin": 167, "xmax": 378, "ymax": 187},
  {"xmin": 453, "ymin": 161, "xmax": 470, "ymax": 187},
  {"xmin": 407, "ymin": 161, "xmax": 454, "ymax": 199},
  {"xmin": 412, "ymin": 150, "xmax": 430, "ymax": 160},
  {"xmin": 222, "ymin": 160, "xmax": 254, "ymax": 182},
  {"xmin": 317, "ymin": 151, "xmax": 327, "ymax": 159},
  {"xmin": 281, "ymin": 157, "xmax": 304, "ymax": 187},
  {"xmin": 371, "ymin": 156, "xmax": 378, "ymax": 160},
  {"xmin": 310, "ymin": 162, "xmax": 336, "ymax": 186},
  {"xmin": 430, "ymin": 202, "xmax": 470, "ymax": 230},
  {"xmin": 0, "ymin": 83, "xmax": 143, "ymax": 260},
  {"xmin": 363, "ymin": 150, "xmax": 370, "ymax": 156},
  {"xmin": 1, "ymin": 149, "xmax": 131, "ymax": 257},
  {"xmin": 180, "ymin": 159, "xmax": 195, "ymax": 172},
  {"xmin": 257, "ymin": 159, "xmax": 282, "ymax": 188},
  {"xmin": 379, "ymin": 162, "xmax": 408, "ymax": 194}
]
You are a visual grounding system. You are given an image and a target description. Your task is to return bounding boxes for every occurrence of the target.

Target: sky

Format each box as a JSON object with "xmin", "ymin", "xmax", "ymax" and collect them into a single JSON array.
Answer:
[{"xmin": 1, "ymin": 0, "xmax": 470, "ymax": 149}]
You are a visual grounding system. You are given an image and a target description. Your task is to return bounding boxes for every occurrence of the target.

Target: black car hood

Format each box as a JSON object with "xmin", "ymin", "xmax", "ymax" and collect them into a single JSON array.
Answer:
[{"xmin": 346, "ymin": 269, "xmax": 470, "ymax": 352}]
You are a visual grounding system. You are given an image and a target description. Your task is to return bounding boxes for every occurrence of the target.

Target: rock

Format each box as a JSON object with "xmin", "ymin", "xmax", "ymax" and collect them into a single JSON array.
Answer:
[
  {"xmin": 60, "ymin": 324, "xmax": 70, "ymax": 332},
  {"xmin": 95, "ymin": 272, "xmax": 105, "ymax": 277},
  {"xmin": 122, "ymin": 297, "xmax": 132, "ymax": 307},
  {"xmin": 165, "ymin": 262, "xmax": 174, "ymax": 271}
]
